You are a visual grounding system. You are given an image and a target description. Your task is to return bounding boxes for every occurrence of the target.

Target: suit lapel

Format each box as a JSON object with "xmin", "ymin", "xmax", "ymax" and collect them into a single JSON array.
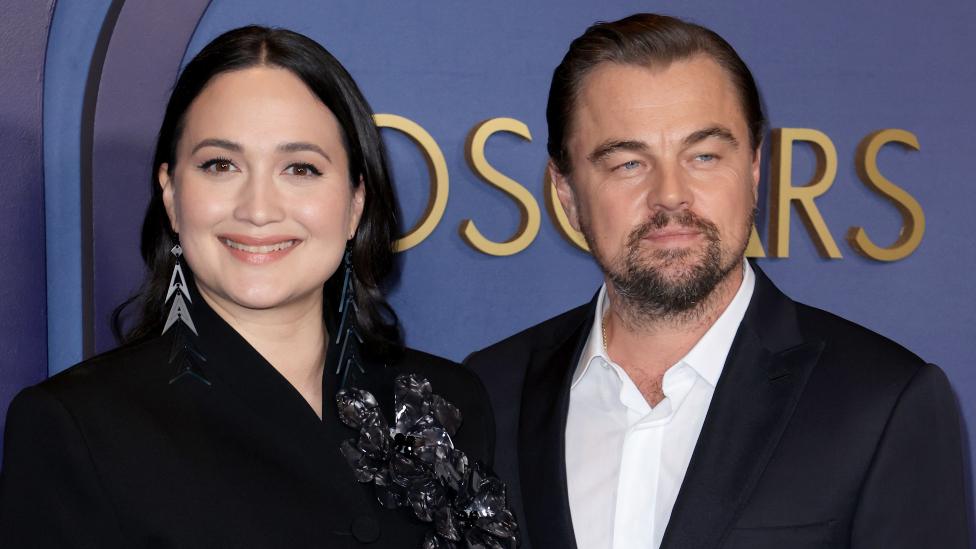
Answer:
[
  {"xmin": 518, "ymin": 301, "xmax": 594, "ymax": 549},
  {"xmin": 178, "ymin": 287, "xmax": 383, "ymax": 538},
  {"xmin": 661, "ymin": 265, "xmax": 824, "ymax": 549}
]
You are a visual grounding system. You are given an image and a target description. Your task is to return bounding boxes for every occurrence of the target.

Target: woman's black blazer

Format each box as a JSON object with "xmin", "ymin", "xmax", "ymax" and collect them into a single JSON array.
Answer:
[{"xmin": 0, "ymin": 298, "xmax": 494, "ymax": 548}]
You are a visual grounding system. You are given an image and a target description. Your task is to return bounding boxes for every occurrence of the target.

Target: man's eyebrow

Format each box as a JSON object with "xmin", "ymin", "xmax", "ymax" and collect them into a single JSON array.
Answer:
[
  {"xmin": 587, "ymin": 140, "xmax": 649, "ymax": 164},
  {"xmin": 683, "ymin": 126, "xmax": 739, "ymax": 148},
  {"xmin": 191, "ymin": 138, "xmax": 242, "ymax": 155},
  {"xmin": 278, "ymin": 142, "xmax": 331, "ymax": 163}
]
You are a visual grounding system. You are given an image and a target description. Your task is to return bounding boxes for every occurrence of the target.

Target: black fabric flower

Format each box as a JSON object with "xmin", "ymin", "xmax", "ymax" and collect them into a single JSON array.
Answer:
[{"xmin": 337, "ymin": 374, "xmax": 519, "ymax": 548}]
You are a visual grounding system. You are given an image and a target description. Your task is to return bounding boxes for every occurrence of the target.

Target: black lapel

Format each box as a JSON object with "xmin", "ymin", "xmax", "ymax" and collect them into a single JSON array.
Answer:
[
  {"xmin": 185, "ymin": 294, "xmax": 381, "ymax": 536},
  {"xmin": 661, "ymin": 264, "xmax": 824, "ymax": 549},
  {"xmin": 518, "ymin": 299, "xmax": 595, "ymax": 549}
]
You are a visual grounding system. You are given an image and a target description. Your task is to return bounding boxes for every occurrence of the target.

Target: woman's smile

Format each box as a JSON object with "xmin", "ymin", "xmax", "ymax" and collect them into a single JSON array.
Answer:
[{"xmin": 220, "ymin": 234, "xmax": 301, "ymax": 265}]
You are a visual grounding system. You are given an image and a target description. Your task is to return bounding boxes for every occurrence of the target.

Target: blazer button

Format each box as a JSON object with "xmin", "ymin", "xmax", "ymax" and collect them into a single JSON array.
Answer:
[{"xmin": 350, "ymin": 515, "xmax": 380, "ymax": 544}]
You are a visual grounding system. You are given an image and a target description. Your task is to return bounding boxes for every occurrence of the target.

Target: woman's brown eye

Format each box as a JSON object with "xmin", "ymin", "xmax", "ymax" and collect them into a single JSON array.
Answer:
[
  {"xmin": 217, "ymin": 161, "xmax": 231, "ymax": 171},
  {"xmin": 283, "ymin": 163, "xmax": 322, "ymax": 177}
]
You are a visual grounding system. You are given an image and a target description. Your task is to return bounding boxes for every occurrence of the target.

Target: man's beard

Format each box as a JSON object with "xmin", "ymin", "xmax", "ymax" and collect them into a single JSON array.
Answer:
[{"xmin": 585, "ymin": 208, "xmax": 751, "ymax": 324}]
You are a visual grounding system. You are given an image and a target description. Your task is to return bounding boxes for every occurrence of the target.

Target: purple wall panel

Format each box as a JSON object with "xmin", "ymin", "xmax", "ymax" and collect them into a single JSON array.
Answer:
[
  {"xmin": 0, "ymin": 0, "xmax": 55, "ymax": 456},
  {"xmin": 89, "ymin": 0, "xmax": 211, "ymax": 352}
]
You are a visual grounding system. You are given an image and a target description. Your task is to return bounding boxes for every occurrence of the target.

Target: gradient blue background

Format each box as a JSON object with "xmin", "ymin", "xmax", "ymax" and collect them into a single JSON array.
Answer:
[{"xmin": 3, "ymin": 0, "xmax": 974, "ymax": 532}]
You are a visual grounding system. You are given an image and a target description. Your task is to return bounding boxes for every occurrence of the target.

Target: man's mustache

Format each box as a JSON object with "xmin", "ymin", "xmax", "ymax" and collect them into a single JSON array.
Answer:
[{"xmin": 628, "ymin": 210, "xmax": 721, "ymax": 247}]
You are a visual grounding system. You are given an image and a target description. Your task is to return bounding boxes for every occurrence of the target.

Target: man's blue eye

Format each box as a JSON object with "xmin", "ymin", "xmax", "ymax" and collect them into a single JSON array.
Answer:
[{"xmin": 620, "ymin": 160, "xmax": 640, "ymax": 170}]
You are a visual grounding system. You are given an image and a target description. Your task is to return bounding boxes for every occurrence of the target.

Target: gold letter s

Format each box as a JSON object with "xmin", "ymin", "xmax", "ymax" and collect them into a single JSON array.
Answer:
[
  {"xmin": 847, "ymin": 129, "xmax": 925, "ymax": 261},
  {"xmin": 460, "ymin": 118, "xmax": 541, "ymax": 256}
]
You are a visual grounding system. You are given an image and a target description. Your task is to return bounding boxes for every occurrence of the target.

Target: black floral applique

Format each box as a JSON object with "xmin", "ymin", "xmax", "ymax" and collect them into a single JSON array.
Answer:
[{"xmin": 337, "ymin": 374, "xmax": 519, "ymax": 548}]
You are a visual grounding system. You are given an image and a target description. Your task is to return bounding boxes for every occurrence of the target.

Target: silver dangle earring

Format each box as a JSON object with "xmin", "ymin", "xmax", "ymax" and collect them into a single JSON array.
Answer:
[
  {"xmin": 335, "ymin": 247, "xmax": 364, "ymax": 390},
  {"xmin": 163, "ymin": 244, "xmax": 209, "ymax": 385}
]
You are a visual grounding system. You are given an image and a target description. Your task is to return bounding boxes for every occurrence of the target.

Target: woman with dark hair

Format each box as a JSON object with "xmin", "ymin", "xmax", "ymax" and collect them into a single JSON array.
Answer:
[{"xmin": 0, "ymin": 26, "xmax": 514, "ymax": 548}]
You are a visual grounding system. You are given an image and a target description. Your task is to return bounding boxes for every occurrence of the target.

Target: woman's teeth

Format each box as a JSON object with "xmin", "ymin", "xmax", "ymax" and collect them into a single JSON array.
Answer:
[{"xmin": 222, "ymin": 239, "xmax": 296, "ymax": 253}]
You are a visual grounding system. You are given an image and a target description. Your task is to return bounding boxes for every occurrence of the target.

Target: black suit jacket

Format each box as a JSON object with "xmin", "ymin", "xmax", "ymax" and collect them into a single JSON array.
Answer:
[
  {"xmin": 467, "ymin": 265, "xmax": 969, "ymax": 549},
  {"xmin": 0, "ymin": 295, "xmax": 493, "ymax": 548}
]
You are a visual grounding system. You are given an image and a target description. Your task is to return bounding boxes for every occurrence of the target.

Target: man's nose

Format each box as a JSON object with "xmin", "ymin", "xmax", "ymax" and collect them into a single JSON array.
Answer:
[{"xmin": 646, "ymin": 163, "xmax": 693, "ymax": 212}]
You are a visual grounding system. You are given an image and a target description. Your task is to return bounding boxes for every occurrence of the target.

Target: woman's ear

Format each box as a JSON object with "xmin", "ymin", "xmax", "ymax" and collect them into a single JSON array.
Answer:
[
  {"xmin": 159, "ymin": 163, "xmax": 179, "ymax": 233},
  {"xmin": 348, "ymin": 176, "xmax": 366, "ymax": 240}
]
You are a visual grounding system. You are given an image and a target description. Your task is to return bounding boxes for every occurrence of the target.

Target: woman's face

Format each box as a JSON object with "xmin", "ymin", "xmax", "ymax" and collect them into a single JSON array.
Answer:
[{"xmin": 159, "ymin": 66, "xmax": 364, "ymax": 320}]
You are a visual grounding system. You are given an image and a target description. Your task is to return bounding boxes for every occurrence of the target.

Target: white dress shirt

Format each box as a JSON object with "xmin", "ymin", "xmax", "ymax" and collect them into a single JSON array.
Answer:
[{"xmin": 565, "ymin": 262, "xmax": 755, "ymax": 549}]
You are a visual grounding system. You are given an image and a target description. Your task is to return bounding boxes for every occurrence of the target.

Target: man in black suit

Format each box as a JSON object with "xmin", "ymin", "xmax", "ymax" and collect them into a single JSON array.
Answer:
[{"xmin": 467, "ymin": 13, "xmax": 969, "ymax": 549}]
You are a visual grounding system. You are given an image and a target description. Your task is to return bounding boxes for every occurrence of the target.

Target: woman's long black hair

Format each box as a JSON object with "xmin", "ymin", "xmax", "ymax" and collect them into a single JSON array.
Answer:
[{"xmin": 112, "ymin": 25, "xmax": 402, "ymax": 358}]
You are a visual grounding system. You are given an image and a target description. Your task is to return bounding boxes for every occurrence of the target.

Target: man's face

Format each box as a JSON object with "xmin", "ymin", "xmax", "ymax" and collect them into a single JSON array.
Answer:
[{"xmin": 552, "ymin": 56, "xmax": 760, "ymax": 318}]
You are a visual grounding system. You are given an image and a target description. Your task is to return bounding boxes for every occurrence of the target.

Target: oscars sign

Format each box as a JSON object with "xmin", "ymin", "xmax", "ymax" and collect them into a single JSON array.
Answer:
[{"xmin": 377, "ymin": 115, "xmax": 924, "ymax": 262}]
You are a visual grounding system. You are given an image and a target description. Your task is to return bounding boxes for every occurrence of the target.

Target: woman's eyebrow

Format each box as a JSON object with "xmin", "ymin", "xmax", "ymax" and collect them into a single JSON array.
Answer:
[
  {"xmin": 190, "ymin": 138, "xmax": 242, "ymax": 155},
  {"xmin": 278, "ymin": 142, "xmax": 332, "ymax": 163}
]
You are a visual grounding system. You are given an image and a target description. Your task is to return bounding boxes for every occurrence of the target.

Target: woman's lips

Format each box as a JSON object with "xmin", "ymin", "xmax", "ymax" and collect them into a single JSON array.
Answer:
[{"xmin": 219, "ymin": 235, "xmax": 301, "ymax": 265}]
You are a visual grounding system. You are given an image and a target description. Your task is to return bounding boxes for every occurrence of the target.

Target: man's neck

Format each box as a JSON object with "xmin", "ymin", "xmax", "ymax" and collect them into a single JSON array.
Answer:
[{"xmin": 604, "ymin": 261, "xmax": 746, "ymax": 385}]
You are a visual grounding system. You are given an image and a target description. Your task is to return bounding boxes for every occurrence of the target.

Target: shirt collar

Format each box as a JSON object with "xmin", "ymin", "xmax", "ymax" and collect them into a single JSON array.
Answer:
[
  {"xmin": 682, "ymin": 261, "xmax": 755, "ymax": 386},
  {"xmin": 571, "ymin": 261, "xmax": 756, "ymax": 389},
  {"xmin": 571, "ymin": 284, "xmax": 612, "ymax": 388}
]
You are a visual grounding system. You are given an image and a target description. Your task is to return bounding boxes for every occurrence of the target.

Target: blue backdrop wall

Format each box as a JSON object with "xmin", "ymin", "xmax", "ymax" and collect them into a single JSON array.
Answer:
[{"xmin": 4, "ymin": 0, "xmax": 975, "ymax": 531}]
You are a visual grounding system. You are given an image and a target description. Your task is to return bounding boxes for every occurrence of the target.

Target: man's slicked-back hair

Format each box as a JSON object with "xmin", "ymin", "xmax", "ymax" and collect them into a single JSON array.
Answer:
[{"xmin": 546, "ymin": 13, "xmax": 765, "ymax": 175}]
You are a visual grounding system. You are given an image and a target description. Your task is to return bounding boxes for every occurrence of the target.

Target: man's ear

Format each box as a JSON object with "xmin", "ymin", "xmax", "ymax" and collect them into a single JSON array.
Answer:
[
  {"xmin": 549, "ymin": 161, "xmax": 581, "ymax": 231},
  {"xmin": 751, "ymin": 144, "xmax": 762, "ymax": 202},
  {"xmin": 158, "ymin": 163, "xmax": 179, "ymax": 233}
]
